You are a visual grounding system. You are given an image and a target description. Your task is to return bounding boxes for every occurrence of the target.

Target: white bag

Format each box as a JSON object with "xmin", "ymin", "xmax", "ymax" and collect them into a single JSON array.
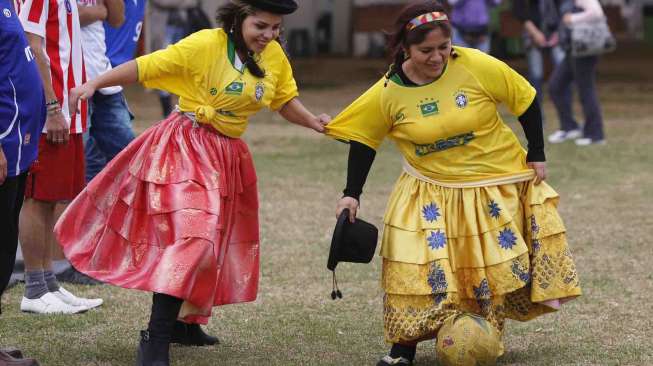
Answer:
[{"xmin": 570, "ymin": 17, "xmax": 616, "ymax": 57}]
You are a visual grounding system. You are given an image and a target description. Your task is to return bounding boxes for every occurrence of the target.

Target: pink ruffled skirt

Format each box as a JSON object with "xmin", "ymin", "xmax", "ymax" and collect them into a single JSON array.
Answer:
[{"xmin": 55, "ymin": 113, "xmax": 259, "ymax": 323}]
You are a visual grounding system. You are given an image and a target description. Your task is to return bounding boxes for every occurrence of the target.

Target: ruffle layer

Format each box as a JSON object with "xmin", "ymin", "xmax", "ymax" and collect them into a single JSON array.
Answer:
[{"xmin": 55, "ymin": 114, "xmax": 260, "ymax": 321}]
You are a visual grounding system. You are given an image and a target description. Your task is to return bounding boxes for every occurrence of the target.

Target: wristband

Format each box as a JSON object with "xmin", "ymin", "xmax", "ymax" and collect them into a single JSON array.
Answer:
[{"xmin": 45, "ymin": 99, "xmax": 59, "ymax": 107}]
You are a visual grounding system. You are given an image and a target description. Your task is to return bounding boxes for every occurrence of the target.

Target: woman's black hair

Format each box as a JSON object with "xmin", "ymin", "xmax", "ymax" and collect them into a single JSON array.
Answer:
[
  {"xmin": 384, "ymin": 1, "xmax": 456, "ymax": 85},
  {"xmin": 217, "ymin": 1, "xmax": 266, "ymax": 78}
]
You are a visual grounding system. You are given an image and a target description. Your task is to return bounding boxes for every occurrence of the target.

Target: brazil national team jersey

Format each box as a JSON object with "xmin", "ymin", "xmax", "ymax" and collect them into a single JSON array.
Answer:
[
  {"xmin": 0, "ymin": 0, "xmax": 46, "ymax": 177},
  {"xmin": 326, "ymin": 47, "xmax": 536, "ymax": 184},
  {"xmin": 136, "ymin": 28, "xmax": 298, "ymax": 138},
  {"xmin": 104, "ymin": 0, "xmax": 145, "ymax": 67}
]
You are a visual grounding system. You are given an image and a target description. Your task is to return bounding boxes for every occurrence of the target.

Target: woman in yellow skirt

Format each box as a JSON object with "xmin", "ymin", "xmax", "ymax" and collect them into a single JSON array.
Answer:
[{"xmin": 326, "ymin": 1, "xmax": 581, "ymax": 365}]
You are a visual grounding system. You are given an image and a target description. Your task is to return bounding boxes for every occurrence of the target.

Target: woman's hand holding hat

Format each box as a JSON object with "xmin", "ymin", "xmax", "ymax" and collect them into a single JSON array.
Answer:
[{"xmin": 336, "ymin": 196, "xmax": 359, "ymax": 223}]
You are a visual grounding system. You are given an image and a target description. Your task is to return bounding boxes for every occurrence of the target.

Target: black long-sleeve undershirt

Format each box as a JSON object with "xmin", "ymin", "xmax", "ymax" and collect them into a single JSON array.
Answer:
[{"xmin": 343, "ymin": 97, "xmax": 545, "ymax": 201}]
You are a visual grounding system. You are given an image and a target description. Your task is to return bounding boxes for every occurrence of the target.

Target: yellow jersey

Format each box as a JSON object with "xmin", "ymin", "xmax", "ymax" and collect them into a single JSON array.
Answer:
[
  {"xmin": 326, "ymin": 47, "xmax": 536, "ymax": 184},
  {"xmin": 137, "ymin": 28, "xmax": 298, "ymax": 138}
]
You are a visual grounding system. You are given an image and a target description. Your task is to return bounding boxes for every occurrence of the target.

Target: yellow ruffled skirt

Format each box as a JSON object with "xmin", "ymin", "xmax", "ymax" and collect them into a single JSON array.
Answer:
[{"xmin": 381, "ymin": 173, "xmax": 581, "ymax": 345}]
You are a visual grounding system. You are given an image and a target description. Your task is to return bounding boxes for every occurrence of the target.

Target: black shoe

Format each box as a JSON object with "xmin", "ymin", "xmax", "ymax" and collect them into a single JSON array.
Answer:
[
  {"xmin": 0, "ymin": 347, "xmax": 23, "ymax": 358},
  {"xmin": 171, "ymin": 321, "xmax": 219, "ymax": 346},
  {"xmin": 376, "ymin": 355, "xmax": 413, "ymax": 366},
  {"xmin": 56, "ymin": 267, "xmax": 103, "ymax": 286},
  {"xmin": 135, "ymin": 330, "xmax": 170, "ymax": 366}
]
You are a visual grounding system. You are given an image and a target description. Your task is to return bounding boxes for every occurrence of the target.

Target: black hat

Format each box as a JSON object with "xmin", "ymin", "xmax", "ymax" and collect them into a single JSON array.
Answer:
[
  {"xmin": 327, "ymin": 209, "xmax": 378, "ymax": 299},
  {"xmin": 242, "ymin": 0, "xmax": 298, "ymax": 15}
]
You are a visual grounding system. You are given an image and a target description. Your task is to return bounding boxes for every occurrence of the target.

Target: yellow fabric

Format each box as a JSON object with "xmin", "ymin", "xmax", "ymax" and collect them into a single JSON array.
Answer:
[
  {"xmin": 136, "ymin": 28, "xmax": 299, "ymax": 138},
  {"xmin": 379, "ymin": 177, "xmax": 581, "ymax": 344},
  {"xmin": 436, "ymin": 314, "xmax": 503, "ymax": 366},
  {"xmin": 380, "ymin": 173, "xmax": 564, "ymax": 264},
  {"xmin": 325, "ymin": 47, "xmax": 537, "ymax": 184}
]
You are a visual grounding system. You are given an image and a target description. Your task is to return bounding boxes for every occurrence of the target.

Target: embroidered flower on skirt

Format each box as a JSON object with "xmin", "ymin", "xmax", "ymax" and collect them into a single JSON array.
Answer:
[
  {"xmin": 427, "ymin": 230, "xmax": 447, "ymax": 250},
  {"xmin": 488, "ymin": 200, "xmax": 501, "ymax": 219},
  {"xmin": 530, "ymin": 215, "xmax": 540, "ymax": 235},
  {"xmin": 422, "ymin": 202, "xmax": 441, "ymax": 222},
  {"xmin": 511, "ymin": 259, "xmax": 531, "ymax": 283},
  {"xmin": 473, "ymin": 278, "xmax": 491, "ymax": 300},
  {"xmin": 498, "ymin": 228, "xmax": 517, "ymax": 249},
  {"xmin": 427, "ymin": 262, "xmax": 448, "ymax": 304}
]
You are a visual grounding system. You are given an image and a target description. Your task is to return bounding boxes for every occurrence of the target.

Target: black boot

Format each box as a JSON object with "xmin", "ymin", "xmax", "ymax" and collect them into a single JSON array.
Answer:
[
  {"xmin": 135, "ymin": 293, "xmax": 183, "ymax": 366},
  {"xmin": 135, "ymin": 330, "xmax": 170, "ymax": 366},
  {"xmin": 171, "ymin": 321, "xmax": 219, "ymax": 346}
]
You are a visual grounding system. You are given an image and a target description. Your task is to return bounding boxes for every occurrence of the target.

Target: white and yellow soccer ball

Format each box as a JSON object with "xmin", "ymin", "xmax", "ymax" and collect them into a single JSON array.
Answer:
[{"xmin": 436, "ymin": 313, "xmax": 502, "ymax": 366}]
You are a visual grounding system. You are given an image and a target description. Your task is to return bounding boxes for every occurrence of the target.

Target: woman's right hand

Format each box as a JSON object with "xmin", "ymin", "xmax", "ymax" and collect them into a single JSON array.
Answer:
[
  {"xmin": 336, "ymin": 196, "xmax": 359, "ymax": 223},
  {"xmin": 68, "ymin": 82, "xmax": 97, "ymax": 114}
]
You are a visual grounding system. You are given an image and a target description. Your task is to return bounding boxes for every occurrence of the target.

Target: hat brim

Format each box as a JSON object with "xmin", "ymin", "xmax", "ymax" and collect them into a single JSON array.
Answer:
[
  {"xmin": 242, "ymin": 0, "xmax": 298, "ymax": 15},
  {"xmin": 327, "ymin": 209, "xmax": 349, "ymax": 271}
]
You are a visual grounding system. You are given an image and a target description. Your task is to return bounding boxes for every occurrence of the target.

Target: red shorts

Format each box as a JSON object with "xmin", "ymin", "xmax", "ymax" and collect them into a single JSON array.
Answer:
[{"xmin": 25, "ymin": 134, "xmax": 85, "ymax": 202}]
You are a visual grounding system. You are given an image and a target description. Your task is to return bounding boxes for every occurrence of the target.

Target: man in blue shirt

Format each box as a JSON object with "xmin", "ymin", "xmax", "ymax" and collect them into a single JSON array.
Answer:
[
  {"xmin": 0, "ymin": 0, "xmax": 45, "ymax": 362},
  {"xmin": 0, "ymin": 0, "xmax": 46, "ymax": 305},
  {"xmin": 104, "ymin": 0, "xmax": 146, "ymax": 68}
]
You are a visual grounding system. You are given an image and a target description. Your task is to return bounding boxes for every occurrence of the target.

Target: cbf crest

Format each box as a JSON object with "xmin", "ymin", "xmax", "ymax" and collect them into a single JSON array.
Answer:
[
  {"xmin": 255, "ymin": 82, "xmax": 265, "ymax": 102},
  {"xmin": 454, "ymin": 91, "xmax": 468, "ymax": 109}
]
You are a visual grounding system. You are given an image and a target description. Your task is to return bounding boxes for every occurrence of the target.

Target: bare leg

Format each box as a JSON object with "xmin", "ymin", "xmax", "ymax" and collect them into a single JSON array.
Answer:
[
  {"xmin": 19, "ymin": 198, "xmax": 54, "ymax": 272},
  {"xmin": 49, "ymin": 202, "xmax": 69, "ymax": 263}
]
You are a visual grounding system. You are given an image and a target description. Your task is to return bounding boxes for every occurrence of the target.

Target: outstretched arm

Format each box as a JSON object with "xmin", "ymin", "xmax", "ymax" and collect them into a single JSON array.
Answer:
[
  {"xmin": 278, "ymin": 98, "xmax": 331, "ymax": 133},
  {"xmin": 69, "ymin": 60, "xmax": 138, "ymax": 113}
]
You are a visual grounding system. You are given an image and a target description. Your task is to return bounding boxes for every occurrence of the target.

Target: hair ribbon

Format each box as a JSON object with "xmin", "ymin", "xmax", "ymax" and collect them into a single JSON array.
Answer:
[{"xmin": 406, "ymin": 11, "xmax": 449, "ymax": 31}]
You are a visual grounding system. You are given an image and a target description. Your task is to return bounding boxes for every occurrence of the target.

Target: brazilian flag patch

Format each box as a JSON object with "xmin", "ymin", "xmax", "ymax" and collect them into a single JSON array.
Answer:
[
  {"xmin": 420, "ymin": 100, "xmax": 439, "ymax": 117},
  {"xmin": 225, "ymin": 81, "xmax": 244, "ymax": 95}
]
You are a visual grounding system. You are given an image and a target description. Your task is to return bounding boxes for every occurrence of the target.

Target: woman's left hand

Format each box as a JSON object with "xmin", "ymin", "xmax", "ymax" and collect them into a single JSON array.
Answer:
[
  {"xmin": 308, "ymin": 113, "xmax": 331, "ymax": 133},
  {"xmin": 528, "ymin": 161, "xmax": 547, "ymax": 185}
]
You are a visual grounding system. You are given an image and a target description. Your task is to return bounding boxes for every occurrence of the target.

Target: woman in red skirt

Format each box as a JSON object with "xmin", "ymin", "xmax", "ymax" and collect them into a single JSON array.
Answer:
[{"xmin": 56, "ymin": 1, "xmax": 329, "ymax": 364}]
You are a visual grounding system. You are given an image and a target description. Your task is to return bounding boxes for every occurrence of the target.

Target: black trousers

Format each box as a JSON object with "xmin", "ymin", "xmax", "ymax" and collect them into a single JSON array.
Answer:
[{"xmin": 0, "ymin": 172, "xmax": 27, "ymax": 315}]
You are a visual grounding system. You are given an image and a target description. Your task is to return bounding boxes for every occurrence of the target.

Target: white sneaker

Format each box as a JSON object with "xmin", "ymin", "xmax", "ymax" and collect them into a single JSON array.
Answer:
[
  {"xmin": 575, "ymin": 137, "xmax": 606, "ymax": 146},
  {"xmin": 53, "ymin": 286, "xmax": 103, "ymax": 309},
  {"xmin": 21, "ymin": 292, "xmax": 88, "ymax": 314},
  {"xmin": 548, "ymin": 129, "xmax": 582, "ymax": 143}
]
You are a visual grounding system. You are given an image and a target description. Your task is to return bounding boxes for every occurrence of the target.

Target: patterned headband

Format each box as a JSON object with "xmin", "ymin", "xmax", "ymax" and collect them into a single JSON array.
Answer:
[{"xmin": 405, "ymin": 11, "xmax": 449, "ymax": 31}]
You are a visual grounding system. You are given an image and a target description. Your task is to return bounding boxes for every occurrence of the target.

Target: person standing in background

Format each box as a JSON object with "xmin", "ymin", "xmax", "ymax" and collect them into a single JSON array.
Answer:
[
  {"xmin": 146, "ymin": 0, "xmax": 199, "ymax": 117},
  {"xmin": 513, "ymin": 0, "xmax": 565, "ymax": 116},
  {"xmin": 16, "ymin": 0, "xmax": 103, "ymax": 313},
  {"xmin": 448, "ymin": 0, "xmax": 501, "ymax": 53},
  {"xmin": 49, "ymin": 0, "xmax": 129, "ymax": 285},
  {"xmin": 104, "ymin": 0, "xmax": 146, "ymax": 68},
  {"xmin": 1, "ymin": 1, "xmax": 44, "ymax": 362},
  {"xmin": 77, "ymin": 0, "xmax": 129, "ymax": 183},
  {"xmin": 548, "ymin": 0, "xmax": 606, "ymax": 145}
]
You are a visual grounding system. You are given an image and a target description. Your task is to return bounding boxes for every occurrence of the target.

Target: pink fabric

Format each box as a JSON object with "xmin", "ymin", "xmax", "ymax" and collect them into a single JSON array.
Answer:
[{"xmin": 55, "ymin": 113, "xmax": 259, "ymax": 323}]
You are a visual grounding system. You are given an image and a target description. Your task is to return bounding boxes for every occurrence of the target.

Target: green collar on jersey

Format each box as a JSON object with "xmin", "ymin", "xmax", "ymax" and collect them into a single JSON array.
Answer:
[
  {"xmin": 389, "ymin": 62, "xmax": 448, "ymax": 88},
  {"xmin": 227, "ymin": 36, "xmax": 246, "ymax": 74}
]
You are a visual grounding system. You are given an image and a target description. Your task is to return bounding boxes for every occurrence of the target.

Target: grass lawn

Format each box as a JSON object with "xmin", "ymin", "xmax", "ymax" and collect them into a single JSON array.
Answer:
[{"xmin": 1, "ymin": 51, "xmax": 652, "ymax": 365}]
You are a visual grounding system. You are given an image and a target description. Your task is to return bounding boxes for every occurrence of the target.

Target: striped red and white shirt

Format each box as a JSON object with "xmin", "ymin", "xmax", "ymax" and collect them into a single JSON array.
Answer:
[{"xmin": 17, "ymin": 0, "xmax": 87, "ymax": 134}]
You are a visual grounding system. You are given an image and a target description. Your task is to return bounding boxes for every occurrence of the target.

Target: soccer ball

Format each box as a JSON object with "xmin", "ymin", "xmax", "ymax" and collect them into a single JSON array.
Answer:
[{"xmin": 435, "ymin": 313, "xmax": 502, "ymax": 366}]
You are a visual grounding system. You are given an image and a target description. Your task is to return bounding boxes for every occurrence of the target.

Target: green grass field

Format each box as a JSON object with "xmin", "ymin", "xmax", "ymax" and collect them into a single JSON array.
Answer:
[{"xmin": 1, "ymin": 52, "xmax": 652, "ymax": 365}]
